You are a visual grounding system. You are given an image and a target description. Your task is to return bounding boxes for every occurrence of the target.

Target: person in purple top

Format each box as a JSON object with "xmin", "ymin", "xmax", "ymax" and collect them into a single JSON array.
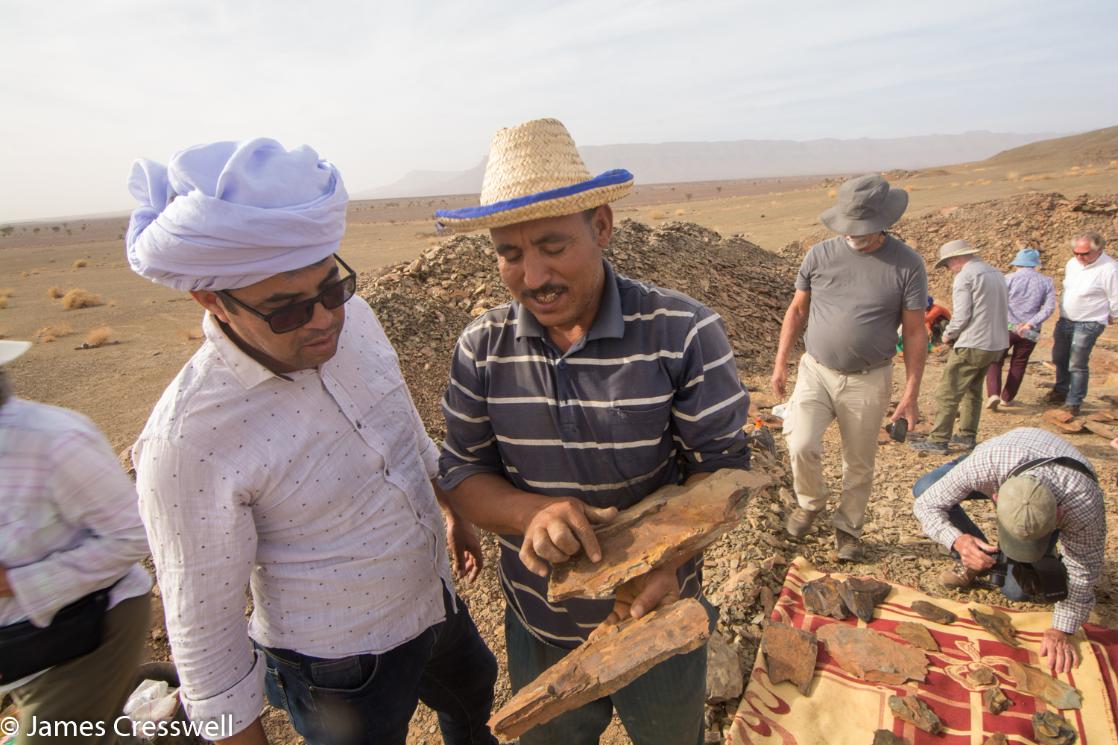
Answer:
[{"xmin": 985, "ymin": 248, "xmax": 1056, "ymax": 410}]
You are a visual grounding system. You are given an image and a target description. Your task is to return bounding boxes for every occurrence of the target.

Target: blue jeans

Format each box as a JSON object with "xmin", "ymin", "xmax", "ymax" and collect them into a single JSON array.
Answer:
[
  {"xmin": 1052, "ymin": 317, "xmax": 1106, "ymax": 406},
  {"xmin": 261, "ymin": 588, "xmax": 498, "ymax": 745},
  {"xmin": 912, "ymin": 457, "xmax": 1056, "ymax": 602},
  {"xmin": 504, "ymin": 602, "xmax": 714, "ymax": 745}
]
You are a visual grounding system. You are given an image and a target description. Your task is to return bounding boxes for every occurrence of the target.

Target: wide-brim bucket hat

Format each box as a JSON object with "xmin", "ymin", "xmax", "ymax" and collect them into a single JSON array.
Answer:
[
  {"xmin": 0, "ymin": 340, "xmax": 31, "ymax": 366},
  {"xmin": 820, "ymin": 174, "xmax": 908, "ymax": 235},
  {"xmin": 935, "ymin": 239, "xmax": 981, "ymax": 268},
  {"xmin": 434, "ymin": 118, "xmax": 633, "ymax": 233}
]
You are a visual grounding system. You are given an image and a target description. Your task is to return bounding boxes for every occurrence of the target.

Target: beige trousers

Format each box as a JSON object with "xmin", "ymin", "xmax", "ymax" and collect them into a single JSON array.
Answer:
[{"xmin": 782, "ymin": 353, "xmax": 892, "ymax": 537}]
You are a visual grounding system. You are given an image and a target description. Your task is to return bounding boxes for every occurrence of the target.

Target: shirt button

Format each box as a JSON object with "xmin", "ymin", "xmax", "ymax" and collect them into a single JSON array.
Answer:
[{"xmin": 356, "ymin": 422, "xmax": 363, "ymax": 429}]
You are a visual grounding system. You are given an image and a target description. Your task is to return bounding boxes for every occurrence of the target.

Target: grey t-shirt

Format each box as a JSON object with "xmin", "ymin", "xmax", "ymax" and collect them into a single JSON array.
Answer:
[{"xmin": 795, "ymin": 234, "xmax": 928, "ymax": 372}]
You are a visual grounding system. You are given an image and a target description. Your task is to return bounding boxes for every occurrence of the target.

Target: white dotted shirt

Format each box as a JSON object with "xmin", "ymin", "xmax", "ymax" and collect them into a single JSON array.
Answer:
[{"xmin": 133, "ymin": 296, "xmax": 451, "ymax": 733}]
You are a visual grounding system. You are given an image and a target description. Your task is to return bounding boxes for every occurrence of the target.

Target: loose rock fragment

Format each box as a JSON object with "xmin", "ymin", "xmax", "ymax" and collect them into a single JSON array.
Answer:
[
  {"xmin": 969, "ymin": 607, "xmax": 1018, "ymax": 646},
  {"xmin": 761, "ymin": 622, "xmax": 817, "ymax": 695},
  {"xmin": 802, "ymin": 575, "xmax": 848, "ymax": 620},
  {"xmin": 888, "ymin": 694, "xmax": 943, "ymax": 734},
  {"xmin": 894, "ymin": 622, "xmax": 939, "ymax": 652},
  {"xmin": 911, "ymin": 600, "xmax": 956, "ymax": 625},
  {"xmin": 549, "ymin": 470, "xmax": 772, "ymax": 601},
  {"xmin": 817, "ymin": 624, "xmax": 927, "ymax": 685},
  {"xmin": 983, "ymin": 734, "xmax": 1008, "ymax": 745},
  {"xmin": 872, "ymin": 730, "xmax": 909, "ymax": 745},
  {"xmin": 488, "ymin": 599, "xmax": 710, "ymax": 741},
  {"xmin": 966, "ymin": 665, "xmax": 997, "ymax": 687},
  {"xmin": 983, "ymin": 686, "xmax": 1011, "ymax": 714},
  {"xmin": 1006, "ymin": 660, "xmax": 1083, "ymax": 710},
  {"xmin": 839, "ymin": 577, "xmax": 892, "ymax": 623},
  {"xmin": 706, "ymin": 632, "xmax": 744, "ymax": 703},
  {"xmin": 1032, "ymin": 711, "xmax": 1078, "ymax": 745}
]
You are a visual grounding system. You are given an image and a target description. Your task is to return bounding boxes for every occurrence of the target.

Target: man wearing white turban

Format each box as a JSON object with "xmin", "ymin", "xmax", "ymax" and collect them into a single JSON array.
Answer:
[{"xmin": 129, "ymin": 139, "xmax": 498, "ymax": 745}]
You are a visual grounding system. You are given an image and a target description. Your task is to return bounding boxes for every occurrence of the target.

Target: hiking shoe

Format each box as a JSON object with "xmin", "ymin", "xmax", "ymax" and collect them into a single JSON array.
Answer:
[
  {"xmin": 785, "ymin": 507, "xmax": 820, "ymax": 539},
  {"xmin": 1062, "ymin": 403, "xmax": 1081, "ymax": 417},
  {"xmin": 1043, "ymin": 389, "xmax": 1066, "ymax": 405},
  {"xmin": 910, "ymin": 439, "xmax": 948, "ymax": 454},
  {"xmin": 835, "ymin": 530, "xmax": 865, "ymax": 562},
  {"xmin": 951, "ymin": 434, "xmax": 977, "ymax": 450},
  {"xmin": 985, "ymin": 395, "xmax": 1001, "ymax": 412},
  {"xmin": 939, "ymin": 563, "xmax": 979, "ymax": 590}
]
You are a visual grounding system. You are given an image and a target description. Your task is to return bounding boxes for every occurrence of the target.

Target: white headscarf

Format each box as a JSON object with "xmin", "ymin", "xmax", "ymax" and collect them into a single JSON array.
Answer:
[{"xmin": 126, "ymin": 138, "xmax": 349, "ymax": 292}]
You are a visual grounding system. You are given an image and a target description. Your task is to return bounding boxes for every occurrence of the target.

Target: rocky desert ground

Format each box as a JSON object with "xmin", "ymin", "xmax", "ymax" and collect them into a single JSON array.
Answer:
[{"xmin": 3, "ymin": 127, "xmax": 1118, "ymax": 743}]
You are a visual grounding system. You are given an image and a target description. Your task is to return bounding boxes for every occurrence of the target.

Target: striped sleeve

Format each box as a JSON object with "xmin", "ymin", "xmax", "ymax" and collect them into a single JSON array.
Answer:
[
  {"xmin": 671, "ymin": 307, "xmax": 750, "ymax": 474},
  {"xmin": 438, "ymin": 330, "xmax": 502, "ymax": 490}
]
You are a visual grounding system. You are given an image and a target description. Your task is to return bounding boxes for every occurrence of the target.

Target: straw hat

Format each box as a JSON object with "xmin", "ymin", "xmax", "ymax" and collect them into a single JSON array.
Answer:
[
  {"xmin": 934, "ymin": 239, "xmax": 980, "ymax": 268},
  {"xmin": 819, "ymin": 174, "xmax": 908, "ymax": 235},
  {"xmin": 0, "ymin": 340, "xmax": 31, "ymax": 366},
  {"xmin": 434, "ymin": 118, "xmax": 633, "ymax": 233}
]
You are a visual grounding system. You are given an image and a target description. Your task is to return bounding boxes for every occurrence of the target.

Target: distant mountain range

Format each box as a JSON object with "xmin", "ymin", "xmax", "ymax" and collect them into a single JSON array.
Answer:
[{"xmin": 355, "ymin": 131, "xmax": 1059, "ymax": 199}]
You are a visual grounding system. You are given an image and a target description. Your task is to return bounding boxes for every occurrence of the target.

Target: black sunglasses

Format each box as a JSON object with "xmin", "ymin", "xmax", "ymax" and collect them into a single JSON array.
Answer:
[{"xmin": 219, "ymin": 255, "xmax": 357, "ymax": 334}]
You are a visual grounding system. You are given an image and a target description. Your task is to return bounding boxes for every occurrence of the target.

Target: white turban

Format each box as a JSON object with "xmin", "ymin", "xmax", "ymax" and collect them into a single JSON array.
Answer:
[{"xmin": 126, "ymin": 138, "xmax": 349, "ymax": 292}]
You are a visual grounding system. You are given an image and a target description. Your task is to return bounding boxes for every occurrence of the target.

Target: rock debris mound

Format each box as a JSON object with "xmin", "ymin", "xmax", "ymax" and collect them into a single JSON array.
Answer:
[{"xmin": 359, "ymin": 218, "xmax": 796, "ymax": 438}]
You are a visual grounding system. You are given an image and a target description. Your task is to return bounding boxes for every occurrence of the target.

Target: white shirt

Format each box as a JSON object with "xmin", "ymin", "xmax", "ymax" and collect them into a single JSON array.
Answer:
[
  {"xmin": 1, "ymin": 397, "xmax": 152, "ymax": 692},
  {"xmin": 1061, "ymin": 252, "xmax": 1118, "ymax": 323},
  {"xmin": 133, "ymin": 297, "xmax": 452, "ymax": 734}
]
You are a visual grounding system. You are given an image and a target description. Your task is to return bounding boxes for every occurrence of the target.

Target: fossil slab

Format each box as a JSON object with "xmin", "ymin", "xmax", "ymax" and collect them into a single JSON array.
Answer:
[
  {"xmin": 888, "ymin": 694, "xmax": 943, "ymax": 734},
  {"xmin": 802, "ymin": 575, "xmax": 848, "ymax": 620},
  {"xmin": 1032, "ymin": 711, "xmax": 1078, "ymax": 745},
  {"xmin": 706, "ymin": 631, "xmax": 744, "ymax": 703},
  {"xmin": 983, "ymin": 734, "xmax": 1009, "ymax": 745},
  {"xmin": 966, "ymin": 665, "xmax": 997, "ymax": 687},
  {"xmin": 817, "ymin": 624, "xmax": 927, "ymax": 686},
  {"xmin": 549, "ymin": 469, "xmax": 772, "ymax": 601},
  {"xmin": 839, "ymin": 577, "xmax": 892, "ymax": 623},
  {"xmin": 1006, "ymin": 659, "xmax": 1083, "ymax": 710},
  {"xmin": 983, "ymin": 686, "xmax": 1011, "ymax": 714},
  {"xmin": 911, "ymin": 600, "xmax": 956, "ymax": 625},
  {"xmin": 894, "ymin": 622, "xmax": 939, "ymax": 652},
  {"xmin": 872, "ymin": 731, "xmax": 909, "ymax": 745},
  {"xmin": 488, "ymin": 599, "xmax": 711, "ymax": 742},
  {"xmin": 761, "ymin": 622, "xmax": 818, "ymax": 695},
  {"xmin": 969, "ymin": 607, "xmax": 1018, "ymax": 647}
]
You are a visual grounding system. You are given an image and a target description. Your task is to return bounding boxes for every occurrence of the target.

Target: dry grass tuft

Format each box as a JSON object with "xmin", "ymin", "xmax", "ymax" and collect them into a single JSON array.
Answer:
[
  {"xmin": 35, "ymin": 323, "xmax": 74, "ymax": 341},
  {"xmin": 674, "ymin": 209, "xmax": 686, "ymax": 216},
  {"xmin": 72, "ymin": 259, "xmax": 88, "ymax": 269},
  {"xmin": 83, "ymin": 326, "xmax": 112, "ymax": 347},
  {"xmin": 61, "ymin": 289, "xmax": 103, "ymax": 310},
  {"xmin": 0, "ymin": 297, "xmax": 7, "ymax": 310},
  {"xmin": 649, "ymin": 210, "xmax": 666, "ymax": 220},
  {"xmin": 827, "ymin": 189, "xmax": 838, "ymax": 198},
  {"xmin": 0, "ymin": 288, "xmax": 13, "ymax": 299},
  {"xmin": 47, "ymin": 286, "xmax": 65, "ymax": 299}
]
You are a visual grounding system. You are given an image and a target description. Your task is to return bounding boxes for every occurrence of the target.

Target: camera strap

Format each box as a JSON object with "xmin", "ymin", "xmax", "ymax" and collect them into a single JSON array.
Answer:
[{"xmin": 1007, "ymin": 456, "xmax": 1098, "ymax": 483}]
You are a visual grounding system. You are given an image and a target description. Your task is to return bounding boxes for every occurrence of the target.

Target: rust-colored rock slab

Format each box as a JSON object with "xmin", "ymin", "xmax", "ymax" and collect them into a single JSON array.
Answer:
[
  {"xmin": 1083, "ymin": 419, "xmax": 1118, "ymax": 440},
  {"xmin": 802, "ymin": 575, "xmax": 848, "ymax": 620},
  {"xmin": 894, "ymin": 622, "xmax": 939, "ymax": 652},
  {"xmin": 872, "ymin": 731, "xmax": 909, "ymax": 745},
  {"xmin": 969, "ymin": 607, "xmax": 1018, "ymax": 646},
  {"xmin": 839, "ymin": 577, "xmax": 892, "ymax": 623},
  {"xmin": 761, "ymin": 622, "xmax": 817, "ymax": 695},
  {"xmin": 1006, "ymin": 659, "xmax": 1083, "ymax": 710},
  {"xmin": 911, "ymin": 600, "xmax": 956, "ymax": 625},
  {"xmin": 817, "ymin": 624, "xmax": 927, "ymax": 685},
  {"xmin": 488, "ymin": 599, "xmax": 711, "ymax": 742},
  {"xmin": 966, "ymin": 665, "xmax": 997, "ymax": 687},
  {"xmin": 983, "ymin": 686, "xmax": 1011, "ymax": 714},
  {"xmin": 1045, "ymin": 409, "xmax": 1085, "ymax": 433},
  {"xmin": 1032, "ymin": 711, "xmax": 1078, "ymax": 745},
  {"xmin": 888, "ymin": 694, "xmax": 943, "ymax": 734},
  {"xmin": 549, "ymin": 470, "xmax": 772, "ymax": 601}
]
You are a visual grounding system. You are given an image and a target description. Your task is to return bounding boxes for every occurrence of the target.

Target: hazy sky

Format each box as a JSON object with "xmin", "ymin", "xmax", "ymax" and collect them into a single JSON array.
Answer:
[{"xmin": 2, "ymin": 0, "xmax": 1116, "ymax": 222}]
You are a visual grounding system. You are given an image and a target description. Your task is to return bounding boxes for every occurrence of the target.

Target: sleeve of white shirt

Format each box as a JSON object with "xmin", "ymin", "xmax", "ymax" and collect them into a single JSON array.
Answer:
[
  {"xmin": 134, "ymin": 437, "xmax": 265, "ymax": 736},
  {"xmin": 7, "ymin": 426, "xmax": 149, "ymax": 625},
  {"xmin": 1106, "ymin": 263, "xmax": 1118, "ymax": 320}
]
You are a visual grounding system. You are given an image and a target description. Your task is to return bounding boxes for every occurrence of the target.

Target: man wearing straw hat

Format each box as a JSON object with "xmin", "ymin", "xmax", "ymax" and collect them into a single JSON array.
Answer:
[
  {"xmin": 436, "ymin": 118, "xmax": 750, "ymax": 745},
  {"xmin": 772, "ymin": 174, "xmax": 928, "ymax": 561},
  {"xmin": 911, "ymin": 240, "xmax": 1008, "ymax": 455},
  {"xmin": 127, "ymin": 139, "xmax": 498, "ymax": 745},
  {"xmin": 0, "ymin": 340, "xmax": 153, "ymax": 745}
]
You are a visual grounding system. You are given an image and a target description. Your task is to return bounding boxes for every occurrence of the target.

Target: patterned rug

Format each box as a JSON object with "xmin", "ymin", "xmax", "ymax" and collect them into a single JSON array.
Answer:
[{"xmin": 729, "ymin": 557, "xmax": 1118, "ymax": 744}]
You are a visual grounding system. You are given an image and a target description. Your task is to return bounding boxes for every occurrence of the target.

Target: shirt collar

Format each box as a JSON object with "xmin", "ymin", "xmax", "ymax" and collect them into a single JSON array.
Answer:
[
  {"xmin": 514, "ymin": 261, "xmax": 625, "ymax": 342},
  {"xmin": 203, "ymin": 311, "xmax": 291, "ymax": 389}
]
